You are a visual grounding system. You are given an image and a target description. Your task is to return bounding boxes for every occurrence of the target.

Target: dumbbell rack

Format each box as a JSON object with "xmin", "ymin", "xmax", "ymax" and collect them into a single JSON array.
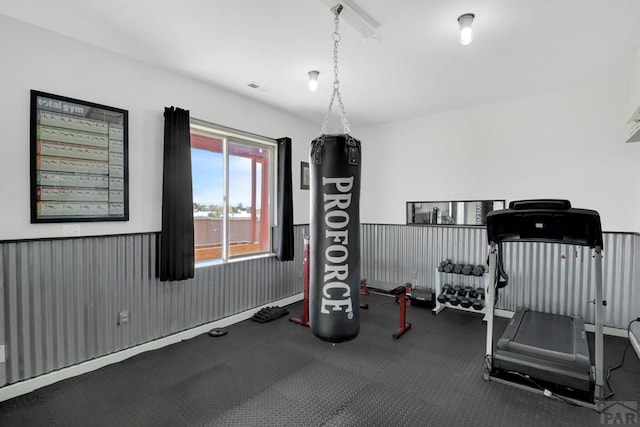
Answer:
[{"xmin": 432, "ymin": 268, "xmax": 488, "ymax": 321}]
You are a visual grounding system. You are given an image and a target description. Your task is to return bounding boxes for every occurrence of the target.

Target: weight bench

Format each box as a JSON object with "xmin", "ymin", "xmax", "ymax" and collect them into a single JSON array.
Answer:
[{"xmin": 360, "ymin": 279, "xmax": 412, "ymax": 339}]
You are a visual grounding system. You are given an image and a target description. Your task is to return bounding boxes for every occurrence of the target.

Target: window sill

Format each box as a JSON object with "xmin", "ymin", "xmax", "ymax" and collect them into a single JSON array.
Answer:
[{"xmin": 195, "ymin": 252, "xmax": 276, "ymax": 269}]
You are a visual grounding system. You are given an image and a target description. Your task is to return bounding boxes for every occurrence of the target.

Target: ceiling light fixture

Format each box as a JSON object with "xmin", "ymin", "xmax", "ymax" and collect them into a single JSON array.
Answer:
[
  {"xmin": 308, "ymin": 70, "xmax": 320, "ymax": 92},
  {"xmin": 457, "ymin": 13, "xmax": 475, "ymax": 46}
]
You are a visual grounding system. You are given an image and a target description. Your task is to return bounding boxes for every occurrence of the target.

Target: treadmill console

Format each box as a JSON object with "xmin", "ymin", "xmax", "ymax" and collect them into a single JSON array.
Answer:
[
  {"xmin": 509, "ymin": 199, "xmax": 571, "ymax": 211},
  {"xmin": 486, "ymin": 199, "xmax": 603, "ymax": 248}
]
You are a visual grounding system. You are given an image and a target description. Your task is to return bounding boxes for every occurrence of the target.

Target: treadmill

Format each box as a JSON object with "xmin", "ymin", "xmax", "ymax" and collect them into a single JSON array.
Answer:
[{"xmin": 483, "ymin": 199, "xmax": 605, "ymax": 410}]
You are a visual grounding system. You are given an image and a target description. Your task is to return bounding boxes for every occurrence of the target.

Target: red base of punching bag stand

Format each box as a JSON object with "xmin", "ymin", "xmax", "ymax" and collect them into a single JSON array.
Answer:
[
  {"xmin": 289, "ymin": 235, "xmax": 412, "ymax": 340},
  {"xmin": 289, "ymin": 237, "xmax": 310, "ymax": 327}
]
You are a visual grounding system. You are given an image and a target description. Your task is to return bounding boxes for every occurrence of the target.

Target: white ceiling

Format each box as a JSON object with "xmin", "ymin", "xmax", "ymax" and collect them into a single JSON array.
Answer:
[{"xmin": 2, "ymin": 0, "xmax": 640, "ymax": 129}]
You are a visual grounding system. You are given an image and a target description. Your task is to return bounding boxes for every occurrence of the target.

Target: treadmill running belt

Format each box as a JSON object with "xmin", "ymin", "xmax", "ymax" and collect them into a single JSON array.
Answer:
[
  {"xmin": 512, "ymin": 311, "xmax": 574, "ymax": 354},
  {"xmin": 494, "ymin": 308, "xmax": 593, "ymax": 393}
]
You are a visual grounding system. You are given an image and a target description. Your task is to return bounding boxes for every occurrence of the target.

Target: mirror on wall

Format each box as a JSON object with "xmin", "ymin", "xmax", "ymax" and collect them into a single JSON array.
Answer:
[{"xmin": 406, "ymin": 200, "xmax": 506, "ymax": 226}]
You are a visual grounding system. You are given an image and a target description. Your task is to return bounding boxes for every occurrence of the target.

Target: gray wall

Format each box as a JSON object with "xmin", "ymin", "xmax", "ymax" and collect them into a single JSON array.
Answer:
[
  {"xmin": 1, "ymin": 224, "xmax": 638, "ymax": 388},
  {"xmin": 361, "ymin": 224, "xmax": 640, "ymax": 328},
  {"xmin": 0, "ymin": 227, "xmax": 306, "ymax": 387}
]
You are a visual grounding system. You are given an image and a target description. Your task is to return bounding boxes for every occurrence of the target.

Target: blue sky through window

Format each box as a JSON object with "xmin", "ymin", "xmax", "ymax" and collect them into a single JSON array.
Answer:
[{"xmin": 191, "ymin": 148, "xmax": 255, "ymax": 207}]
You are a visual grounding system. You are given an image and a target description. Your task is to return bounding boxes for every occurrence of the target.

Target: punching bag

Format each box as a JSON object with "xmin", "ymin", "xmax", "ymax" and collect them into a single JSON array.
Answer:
[{"xmin": 309, "ymin": 134, "xmax": 361, "ymax": 343}]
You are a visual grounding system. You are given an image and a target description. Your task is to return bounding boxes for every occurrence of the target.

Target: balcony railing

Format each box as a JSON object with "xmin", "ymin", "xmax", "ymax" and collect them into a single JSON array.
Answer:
[{"xmin": 194, "ymin": 217, "xmax": 268, "ymax": 261}]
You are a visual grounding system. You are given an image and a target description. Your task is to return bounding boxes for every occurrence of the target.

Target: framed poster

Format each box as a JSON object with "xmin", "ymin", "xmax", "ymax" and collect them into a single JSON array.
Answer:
[
  {"xmin": 30, "ymin": 90, "xmax": 129, "ymax": 223},
  {"xmin": 300, "ymin": 161, "xmax": 310, "ymax": 189}
]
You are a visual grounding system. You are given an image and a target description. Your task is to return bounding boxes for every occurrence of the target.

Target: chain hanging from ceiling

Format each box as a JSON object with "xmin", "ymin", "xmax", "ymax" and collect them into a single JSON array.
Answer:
[
  {"xmin": 321, "ymin": 4, "xmax": 351, "ymax": 135},
  {"xmin": 308, "ymin": 3, "xmax": 362, "ymax": 345}
]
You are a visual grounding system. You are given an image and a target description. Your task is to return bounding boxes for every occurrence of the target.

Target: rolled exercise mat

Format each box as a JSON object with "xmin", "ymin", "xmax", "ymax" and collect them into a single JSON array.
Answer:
[{"xmin": 309, "ymin": 134, "xmax": 361, "ymax": 343}]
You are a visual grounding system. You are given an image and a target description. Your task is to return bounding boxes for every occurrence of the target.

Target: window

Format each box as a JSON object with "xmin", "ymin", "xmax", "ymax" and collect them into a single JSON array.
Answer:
[{"xmin": 190, "ymin": 120, "xmax": 276, "ymax": 263}]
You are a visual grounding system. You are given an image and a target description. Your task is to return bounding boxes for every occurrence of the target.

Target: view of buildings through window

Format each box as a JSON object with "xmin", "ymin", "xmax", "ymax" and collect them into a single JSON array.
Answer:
[{"xmin": 190, "ymin": 123, "xmax": 274, "ymax": 262}]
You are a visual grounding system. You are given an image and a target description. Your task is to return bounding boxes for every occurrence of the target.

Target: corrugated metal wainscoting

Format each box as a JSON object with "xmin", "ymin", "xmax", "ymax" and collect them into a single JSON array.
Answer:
[
  {"xmin": 0, "ymin": 227, "xmax": 306, "ymax": 387},
  {"xmin": 1, "ymin": 224, "xmax": 638, "ymax": 389},
  {"xmin": 360, "ymin": 224, "xmax": 640, "ymax": 329}
]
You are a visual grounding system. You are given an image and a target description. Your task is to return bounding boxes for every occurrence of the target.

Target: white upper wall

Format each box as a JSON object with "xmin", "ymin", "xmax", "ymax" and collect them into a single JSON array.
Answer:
[
  {"xmin": 626, "ymin": 48, "xmax": 640, "ymax": 118},
  {"xmin": 627, "ymin": 48, "xmax": 640, "ymax": 232},
  {"xmin": 0, "ymin": 16, "xmax": 316, "ymax": 240},
  {"xmin": 358, "ymin": 78, "xmax": 640, "ymax": 232},
  {"xmin": 2, "ymin": 15, "xmax": 639, "ymax": 238}
]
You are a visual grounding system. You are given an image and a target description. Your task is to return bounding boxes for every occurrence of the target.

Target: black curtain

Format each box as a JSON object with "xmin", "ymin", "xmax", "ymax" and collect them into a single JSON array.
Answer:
[
  {"xmin": 158, "ymin": 107, "xmax": 194, "ymax": 281},
  {"xmin": 275, "ymin": 137, "xmax": 294, "ymax": 261}
]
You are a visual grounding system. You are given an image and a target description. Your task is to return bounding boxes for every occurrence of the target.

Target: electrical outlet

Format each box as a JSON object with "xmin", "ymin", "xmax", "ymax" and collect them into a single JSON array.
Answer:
[{"xmin": 117, "ymin": 310, "xmax": 129, "ymax": 325}]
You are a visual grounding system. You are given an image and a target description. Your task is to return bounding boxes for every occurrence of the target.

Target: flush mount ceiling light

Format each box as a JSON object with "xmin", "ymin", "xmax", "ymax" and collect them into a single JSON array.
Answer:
[
  {"xmin": 308, "ymin": 70, "xmax": 320, "ymax": 92},
  {"xmin": 457, "ymin": 13, "xmax": 475, "ymax": 46}
]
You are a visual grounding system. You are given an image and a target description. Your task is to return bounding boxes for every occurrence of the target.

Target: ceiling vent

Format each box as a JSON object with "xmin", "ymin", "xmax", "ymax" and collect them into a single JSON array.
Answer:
[{"xmin": 247, "ymin": 81, "xmax": 267, "ymax": 92}]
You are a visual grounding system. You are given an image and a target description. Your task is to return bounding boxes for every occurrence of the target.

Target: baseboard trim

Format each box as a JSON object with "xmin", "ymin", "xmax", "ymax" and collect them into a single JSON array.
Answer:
[
  {"xmin": 495, "ymin": 309, "xmax": 514, "ymax": 319},
  {"xmin": 0, "ymin": 293, "xmax": 303, "ymax": 403},
  {"xmin": 583, "ymin": 322, "xmax": 629, "ymax": 338},
  {"xmin": 630, "ymin": 329, "xmax": 640, "ymax": 361}
]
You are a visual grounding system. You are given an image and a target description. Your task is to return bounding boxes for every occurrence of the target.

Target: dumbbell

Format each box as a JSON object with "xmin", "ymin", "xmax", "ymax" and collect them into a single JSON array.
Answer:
[
  {"xmin": 443, "ymin": 263, "xmax": 455, "ymax": 273},
  {"xmin": 476, "ymin": 287, "xmax": 485, "ymax": 300},
  {"xmin": 453, "ymin": 264, "xmax": 463, "ymax": 274},
  {"xmin": 472, "ymin": 265, "xmax": 486, "ymax": 276},
  {"xmin": 438, "ymin": 259, "xmax": 453, "ymax": 272},
  {"xmin": 448, "ymin": 295, "xmax": 460, "ymax": 306},
  {"xmin": 453, "ymin": 284, "xmax": 463, "ymax": 296},
  {"xmin": 460, "ymin": 296, "xmax": 472, "ymax": 308},
  {"xmin": 458, "ymin": 285, "xmax": 473, "ymax": 297},
  {"xmin": 472, "ymin": 298, "xmax": 485, "ymax": 310},
  {"xmin": 437, "ymin": 292, "xmax": 448, "ymax": 304},
  {"xmin": 461, "ymin": 264, "xmax": 473, "ymax": 275},
  {"xmin": 437, "ymin": 283, "xmax": 452, "ymax": 304}
]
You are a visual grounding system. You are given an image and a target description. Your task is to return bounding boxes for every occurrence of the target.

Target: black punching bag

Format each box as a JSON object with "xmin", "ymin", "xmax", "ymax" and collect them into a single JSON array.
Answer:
[{"xmin": 309, "ymin": 134, "xmax": 361, "ymax": 343}]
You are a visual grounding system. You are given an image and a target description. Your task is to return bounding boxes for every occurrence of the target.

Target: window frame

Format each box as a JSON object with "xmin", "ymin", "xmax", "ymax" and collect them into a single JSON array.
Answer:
[{"xmin": 190, "ymin": 118, "xmax": 277, "ymax": 265}]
